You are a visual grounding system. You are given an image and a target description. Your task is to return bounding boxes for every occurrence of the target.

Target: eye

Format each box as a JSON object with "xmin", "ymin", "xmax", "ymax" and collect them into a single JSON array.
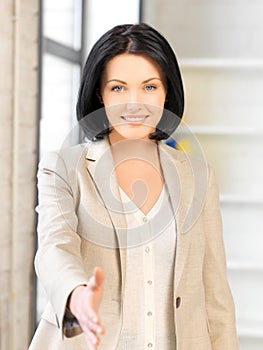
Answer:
[
  {"xmin": 145, "ymin": 85, "xmax": 155, "ymax": 91},
  {"xmin": 112, "ymin": 85, "xmax": 123, "ymax": 92}
]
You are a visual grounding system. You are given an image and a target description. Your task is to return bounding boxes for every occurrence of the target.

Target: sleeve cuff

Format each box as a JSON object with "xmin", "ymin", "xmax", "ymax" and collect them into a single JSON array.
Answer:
[{"xmin": 63, "ymin": 307, "xmax": 83, "ymax": 338}]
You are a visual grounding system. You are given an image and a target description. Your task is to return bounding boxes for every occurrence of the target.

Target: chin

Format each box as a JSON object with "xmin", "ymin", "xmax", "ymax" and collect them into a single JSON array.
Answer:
[{"xmin": 114, "ymin": 125, "xmax": 155, "ymax": 141}]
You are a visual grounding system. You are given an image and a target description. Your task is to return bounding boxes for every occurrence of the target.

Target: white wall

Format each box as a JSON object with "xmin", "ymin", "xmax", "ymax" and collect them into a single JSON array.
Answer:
[{"xmin": 143, "ymin": 1, "xmax": 263, "ymax": 349}]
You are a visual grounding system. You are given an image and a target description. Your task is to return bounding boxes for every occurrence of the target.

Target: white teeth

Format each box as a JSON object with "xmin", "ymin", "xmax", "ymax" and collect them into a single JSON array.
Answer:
[{"xmin": 123, "ymin": 116, "xmax": 145, "ymax": 122}]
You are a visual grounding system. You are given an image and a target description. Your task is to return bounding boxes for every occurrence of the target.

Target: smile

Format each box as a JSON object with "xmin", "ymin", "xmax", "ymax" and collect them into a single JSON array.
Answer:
[{"xmin": 121, "ymin": 115, "xmax": 149, "ymax": 124}]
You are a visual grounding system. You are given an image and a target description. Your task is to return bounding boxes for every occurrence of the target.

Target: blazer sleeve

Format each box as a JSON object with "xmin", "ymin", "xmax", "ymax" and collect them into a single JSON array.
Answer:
[
  {"xmin": 35, "ymin": 151, "xmax": 89, "ymax": 338},
  {"xmin": 203, "ymin": 166, "xmax": 239, "ymax": 349}
]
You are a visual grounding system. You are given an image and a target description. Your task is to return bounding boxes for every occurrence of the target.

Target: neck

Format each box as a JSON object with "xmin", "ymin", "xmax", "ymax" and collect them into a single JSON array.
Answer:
[
  {"xmin": 108, "ymin": 135, "xmax": 160, "ymax": 166},
  {"xmin": 108, "ymin": 129, "xmax": 157, "ymax": 145}
]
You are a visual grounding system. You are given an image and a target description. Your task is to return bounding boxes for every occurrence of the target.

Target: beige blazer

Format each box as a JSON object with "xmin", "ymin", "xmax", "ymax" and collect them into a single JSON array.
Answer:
[{"xmin": 29, "ymin": 139, "xmax": 239, "ymax": 350}]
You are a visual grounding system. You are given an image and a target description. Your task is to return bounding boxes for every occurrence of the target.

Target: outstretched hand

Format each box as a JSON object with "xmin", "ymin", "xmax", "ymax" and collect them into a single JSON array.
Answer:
[{"xmin": 69, "ymin": 267, "xmax": 105, "ymax": 349}]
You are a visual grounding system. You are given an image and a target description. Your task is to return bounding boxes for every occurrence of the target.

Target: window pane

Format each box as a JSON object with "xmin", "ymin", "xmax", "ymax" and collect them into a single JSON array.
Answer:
[
  {"xmin": 85, "ymin": 0, "xmax": 140, "ymax": 51},
  {"xmin": 40, "ymin": 53, "xmax": 80, "ymax": 157},
  {"xmin": 43, "ymin": 0, "xmax": 82, "ymax": 49}
]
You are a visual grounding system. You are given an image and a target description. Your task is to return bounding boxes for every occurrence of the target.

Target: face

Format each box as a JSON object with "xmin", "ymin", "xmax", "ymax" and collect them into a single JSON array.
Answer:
[{"xmin": 100, "ymin": 53, "xmax": 167, "ymax": 142}]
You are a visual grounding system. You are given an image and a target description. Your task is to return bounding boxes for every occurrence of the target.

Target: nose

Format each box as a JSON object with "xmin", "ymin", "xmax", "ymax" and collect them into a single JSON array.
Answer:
[
  {"xmin": 125, "ymin": 89, "xmax": 144, "ymax": 113},
  {"xmin": 126, "ymin": 102, "xmax": 142, "ymax": 113}
]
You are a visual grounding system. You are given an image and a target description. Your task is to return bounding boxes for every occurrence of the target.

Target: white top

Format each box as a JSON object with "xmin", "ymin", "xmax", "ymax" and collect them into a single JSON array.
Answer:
[{"xmin": 117, "ymin": 185, "xmax": 177, "ymax": 349}]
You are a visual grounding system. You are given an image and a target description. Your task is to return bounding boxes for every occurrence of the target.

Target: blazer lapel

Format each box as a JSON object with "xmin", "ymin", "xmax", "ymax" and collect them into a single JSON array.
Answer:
[
  {"xmin": 159, "ymin": 142, "xmax": 208, "ymax": 290},
  {"xmin": 85, "ymin": 139, "xmax": 127, "ymax": 294},
  {"xmin": 159, "ymin": 142, "xmax": 192, "ymax": 290}
]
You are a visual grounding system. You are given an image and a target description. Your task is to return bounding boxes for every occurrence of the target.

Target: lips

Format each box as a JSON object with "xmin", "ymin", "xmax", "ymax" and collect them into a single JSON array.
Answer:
[{"xmin": 121, "ymin": 115, "xmax": 149, "ymax": 124}]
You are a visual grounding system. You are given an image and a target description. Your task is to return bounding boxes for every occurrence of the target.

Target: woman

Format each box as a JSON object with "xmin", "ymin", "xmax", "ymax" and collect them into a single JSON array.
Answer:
[{"xmin": 29, "ymin": 23, "xmax": 239, "ymax": 350}]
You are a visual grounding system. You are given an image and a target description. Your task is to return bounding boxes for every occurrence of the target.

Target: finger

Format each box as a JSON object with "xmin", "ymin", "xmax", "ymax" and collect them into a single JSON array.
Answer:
[
  {"xmin": 84, "ymin": 304, "xmax": 100, "ymax": 324},
  {"xmin": 87, "ymin": 338, "xmax": 98, "ymax": 350},
  {"xmin": 86, "ymin": 336, "xmax": 98, "ymax": 350},
  {"xmin": 85, "ymin": 316, "xmax": 105, "ymax": 335},
  {"xmin": 89, "ymin": 267, "xmax": 104, "ymax": 289},
  {"xmin": 85, "ymin": 331, "xmax": 100, "ymax": 349},
  {"xmin": 83, "ymin": 326, "xmax": 100, "ymax": 347},
  {"xmin": 94, "ymin": 267, "xmax": 104, "ymax": 287},
  {"xmin": 80, "ymin": 307, "xmax": 104, "ymax": 333}
]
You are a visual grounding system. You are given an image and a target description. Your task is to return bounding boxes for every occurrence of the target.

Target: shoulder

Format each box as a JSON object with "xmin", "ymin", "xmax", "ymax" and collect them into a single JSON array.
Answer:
[
  {"xmin": 159, "ymin": 141, "xmax": 185, "ymax": 159},
  {"xmin": 159, "ymin": 141, "xmax": 209, "ymax": 173},
  {"xmin": 159, "ymin": 141, "xmax": 218, "ymax": 195},
  {"xmin": 38, "ymin": 143, "xmax": 89, "ymax": 171}
]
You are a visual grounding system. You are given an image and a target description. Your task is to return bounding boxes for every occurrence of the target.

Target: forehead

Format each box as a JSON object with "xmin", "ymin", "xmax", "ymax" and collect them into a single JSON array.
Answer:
[{"xmin": 102, "ymin": 53, "xmax": 164, "ymax": 80}]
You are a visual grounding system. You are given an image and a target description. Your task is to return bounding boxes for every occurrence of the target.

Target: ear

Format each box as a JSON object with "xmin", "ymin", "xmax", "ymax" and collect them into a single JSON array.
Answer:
[{"xmin": 96, "ymin": 88, "xmax": 104, "ymax": 104}]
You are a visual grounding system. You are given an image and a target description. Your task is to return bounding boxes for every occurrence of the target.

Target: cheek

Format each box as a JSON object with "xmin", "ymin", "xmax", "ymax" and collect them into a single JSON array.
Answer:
[
  {"xmin": 157, "ymin": 91, "xmax": 166, "ymax": 105},
  {"xmin": 145, "ymin": 105, "xmax": 163, "ymax": 123},
  {"xmin": 146, "ymin": 92, "xmax": 166, "ymax": 108},
  {"xmin": 104, "ymin": 104, "xmax": 125, "ymax": 124},
  {"xmin": 102, "ymin": 91, "xmax": 126, "ymax": 107}
]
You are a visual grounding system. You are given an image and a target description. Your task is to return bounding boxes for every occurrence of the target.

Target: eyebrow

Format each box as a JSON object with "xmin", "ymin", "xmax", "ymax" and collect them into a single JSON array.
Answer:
[{"xmin": 105, "ymin": 77, "xmax": 162, "ymax": 85}]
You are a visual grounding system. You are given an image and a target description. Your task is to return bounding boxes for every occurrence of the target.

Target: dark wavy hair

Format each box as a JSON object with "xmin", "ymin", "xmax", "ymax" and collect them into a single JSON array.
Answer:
[{"xmin": 76, "ymin": 23, "xmax": 184, "ymax": 141}]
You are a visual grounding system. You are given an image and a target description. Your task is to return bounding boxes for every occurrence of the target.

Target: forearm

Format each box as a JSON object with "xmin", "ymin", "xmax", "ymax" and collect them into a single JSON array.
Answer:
[
  {"xmin": 35, "ymin": 152, "xmax": 90, "ymax": 332},
  {"xmin": 202, "ymin": 166, "xmax": 239, "ymax": 349}
]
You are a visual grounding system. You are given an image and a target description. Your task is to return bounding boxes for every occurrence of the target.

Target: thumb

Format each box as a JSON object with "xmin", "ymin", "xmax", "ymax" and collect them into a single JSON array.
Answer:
[
  {"xmin": 90, "ymin": 267, "xmax": 104, "ymax": 288},
  {"xmin": 94, "ymin": 267, "xmax": 104, "ymax": 287}
]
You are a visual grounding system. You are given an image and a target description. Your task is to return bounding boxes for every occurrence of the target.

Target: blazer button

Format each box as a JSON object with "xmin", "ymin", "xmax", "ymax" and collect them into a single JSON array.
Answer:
[{"xmin": 176, "ymin": 297, "xmax": 181, "ymax": 308}]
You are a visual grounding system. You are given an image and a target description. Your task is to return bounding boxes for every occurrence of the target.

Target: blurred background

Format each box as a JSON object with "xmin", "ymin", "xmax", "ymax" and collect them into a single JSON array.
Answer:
[{"xmin": 1, "ymin": 0, "xmax": 263, "ymax": 349}]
